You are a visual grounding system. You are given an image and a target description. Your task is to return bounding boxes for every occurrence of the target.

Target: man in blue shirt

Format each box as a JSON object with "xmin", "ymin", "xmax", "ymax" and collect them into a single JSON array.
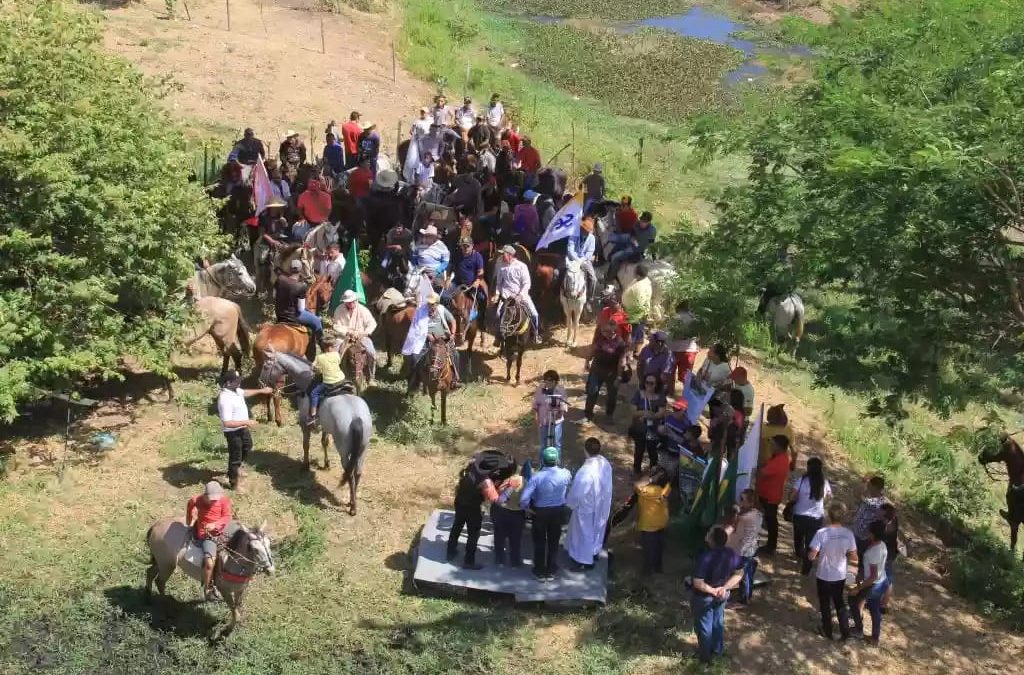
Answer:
[
  {"xmin": 564, "ymin": 216, "xmax": 598, "ymax": 306},
  {"xmin": 521, "ymin": 446, "xmax": 572, "ymax": 580},
  {"xmin": 691, "ymin": 527, "xmax": 744, "ymax": 664},
  {"xmin": 323, "ymin": 133, "xmax": 345, "ymax": 177},
  {"xmin": 451, "ymin": 238, "xmax": 486, "ymax": 315}
]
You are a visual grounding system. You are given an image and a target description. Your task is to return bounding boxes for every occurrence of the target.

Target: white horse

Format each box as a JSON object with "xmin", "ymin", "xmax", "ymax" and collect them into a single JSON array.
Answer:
[
  {"xmin": 606, "ymin": 259, "xmax": 678, "ymax": 323},
  {"xmin": 762, "ymin": 292, "xmax": 805, "ymax": 356},
  {"xmin": 560, "ymin": 259, "xmax": 587, "ymax": 347},
  {"xmin": 190, "ymin": 255, "xmax": 256, "ymax": 299}
]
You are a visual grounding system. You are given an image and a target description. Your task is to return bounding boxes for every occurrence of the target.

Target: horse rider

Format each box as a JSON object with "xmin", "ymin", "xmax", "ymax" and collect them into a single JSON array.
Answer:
[
  {"xmin": 563, "ymin": 215, "xmax": 598, "ymax": 307},
  {"xmin": 318, "ymin": 241, "xmax": 345, "ymax": 297},
  {"xmin": 276, "ymin": 258, "xmax": 323, "ymax": 356},
  {"xmin": 413, "ymin": 224, "xmax": 450, "ymax": 285},
  {"xmin": 451, "ymin": 237, "xmax": 486, "ymax": 315},
  {"xmin": 606, "ymin": 211, "xmax": 657, "ymax": 285},
  {"xmin": 186, "ymin": 480, "xmax": 233, "ymax": 601},
  {"xmin": 492, "ymin": 244, "xmax": 541, "ymax": 345},
  {"xmin": 227, "ymin": 127, "xmax": 266, "ymax": 165},
  {"xmin": 381, "ymin": 220, "xmax": 413, "ymax": 278},
  {"xmin": 278, "ymin": 130, "xmax": 307, "ymax": 184},
  {"xmin": 332, "ymin": 289, "xmax": 379, "ymax": 383},
  {"xmin": 411, "ymin": 293, "xmax": 461, "ymax": 390}
]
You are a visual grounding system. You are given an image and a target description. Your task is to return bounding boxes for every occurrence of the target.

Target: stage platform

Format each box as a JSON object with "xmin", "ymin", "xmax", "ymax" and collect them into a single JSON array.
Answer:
[{"xmin": 412, "ymin": 509, "xmax": 608, "ymax": 605}]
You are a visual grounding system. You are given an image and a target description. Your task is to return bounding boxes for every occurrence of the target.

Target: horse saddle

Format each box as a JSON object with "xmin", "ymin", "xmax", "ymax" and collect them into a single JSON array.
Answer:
[
  {"xmin": 276, "ymin": 321, "xmax": 310, "ymax": 335},
  {"xmin": 322, "ymin": 381, "xmax": 354, "ymax": 402}
]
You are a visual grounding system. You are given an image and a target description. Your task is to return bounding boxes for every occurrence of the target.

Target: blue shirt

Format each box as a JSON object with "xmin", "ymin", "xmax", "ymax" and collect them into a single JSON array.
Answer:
[
  {"xmin": 693, "ymin": 546, "xmax": 742, "ymax": 596},
  {"xmin": 323, "ymin": 143, "xmax": 344, "ymax": 172},
  {"xmin": 520, "ymin": 466, "xmax": 571, "ymax": 509},
  {"xmin": 414, "ymin": 241, "xmax": 450, "ymax": 275},
  {"xmin": 567, "ymin": 231, "xmax": 595, "ymax": 261},
  {"xmin": 453, "ymin": 251, "xmax": 484, "ymax": 286}
]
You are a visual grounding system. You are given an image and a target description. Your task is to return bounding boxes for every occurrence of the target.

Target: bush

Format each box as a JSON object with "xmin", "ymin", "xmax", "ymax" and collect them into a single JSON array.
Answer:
[{"xmin": 0, "ymin": 1, "xmax": 222, "ymax": 421}]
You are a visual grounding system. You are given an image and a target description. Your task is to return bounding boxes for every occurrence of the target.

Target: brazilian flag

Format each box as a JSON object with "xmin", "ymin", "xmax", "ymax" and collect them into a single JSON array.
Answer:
[{"xmin": 329, "ymin": 239, "xmax": 366, "ymax": 313}]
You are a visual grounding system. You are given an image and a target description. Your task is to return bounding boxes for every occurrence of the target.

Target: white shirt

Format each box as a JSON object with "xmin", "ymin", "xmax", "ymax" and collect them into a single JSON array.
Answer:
[
  {"xmin": 321, "ymin": 256, "xmax": 344, "ymax": 283},
  {"xmin": 416, "ymin": 162, "xmax": 434, "ymax": 188},
  {"xmin": 412, "ymin": 118, "xmax": 432, "ymax": 137},
  {"xmin": 809, "ymin": 525, "xmax": 857, "ymax": 582},
  {"xmin": 496, "ymin": 259, "xmax": 531, "ymax": 298},
  {"xmin": 862, "ymin": 541, "xmax": 888, "ymax": 584},
  {"xmin": 217, "ymin": 387, "xmax": 249, "ymax": 433},
  {"xmin": 332, "ymin": 302, "xmax": 378, "ymax": 339},
  {"xmin": 794, "ymin": 476, "xmax": 832, "ymax": 518},
  {"xmin": 432, "ymin": 105, "xmax": 451, "ymax": 127},
  {"xmin": 487, "ymin": 102, "xmax": 504, "ymax": 128},
  {"xmin": 456, "ymin": 105, "xmax": 475, "ymax": 130}
]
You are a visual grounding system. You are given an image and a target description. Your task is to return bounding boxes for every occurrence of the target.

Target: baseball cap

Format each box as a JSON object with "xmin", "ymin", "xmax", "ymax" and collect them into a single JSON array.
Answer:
[
  {"xmin": 205, "ymin": 480, "xmax": 225, "ymax": 501},
  {"xmin": 499, "ymin": 244, "xmax": 516, "ymax": 255},
  {"xmin": 341, "ymin": 289, "xmax": 360, "ymax": 303},
  {"xmin": 671, "ymin": 398, "xmax": 688, "ymax": 411},
  {"xmin": 542, "ymin": 446, "xmax": 559, "ymax": 466}
]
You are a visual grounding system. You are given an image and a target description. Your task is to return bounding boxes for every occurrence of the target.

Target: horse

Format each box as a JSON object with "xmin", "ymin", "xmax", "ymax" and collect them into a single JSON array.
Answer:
[
  {"xmin": 253, "ymin": 324, "xmax": 313, "ymax": 425},
  {"xmin": 560, "ymin": 258, "xmax": 588, "ymax": 348},
  {"xmin": 183, "ymin": 297, "xmax": 251, "ymax": 379},
  {"xmin": 268, "ymin": 244, "xmax": 316, "ymax": 296},
  {"xmin": 339, "ymin": 336, "xmax": 374, "ymax": 393},
  {"xmin": 373, "ymin": 289, "xmax": 415, "ymax": 371},
  {"xmin": 978, "ymin": 434, "xmax": 1024, "ymax": 559},
  {"xmin": 532, "ymin": 250, "xmax": 563, "ymax": 329},
  {"xmin": 410, "ymin": 337, "xmax": 455, "ymax": 425},
  {"xmin": 446, "ymin": 281, "xmax": 487, "ymax": 378},
  {"xmin": 496, "ymin": 297, "xmax": 531, "ymax": 385},
  {"xmin": 607, "ymin": 258, "xmax": 677, "ymax": 323},
  {"xmin": 145, "ymin": 518, "xmax": 274, "ymax": 637},
  {"xmin": 257, "ymin": 351, "xmax": 373, "ymax": 514},
  {"xmin": 190, "ymin": 255, "xmax": 257, "ymax": 299},
  {"xmin": 758, "ymin": 290, "xmax": 806, "ymax": 356},
  {"xmin": 305, "ymin": 275, "xmax": 333, "ymax": 316}
]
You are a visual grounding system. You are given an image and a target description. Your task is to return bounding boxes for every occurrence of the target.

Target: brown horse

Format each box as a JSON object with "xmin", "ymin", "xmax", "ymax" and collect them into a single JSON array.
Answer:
[
  {"xmin": 253, "ymin": 324, "xmax": 312, "ymax": 425},
  {"xmin": 979, "ymin": 434, "xmax": 1024, "ymax": 559},
  {"xmin": 532, "ymin": 250, "xmax": 562, "ymax": 329},
  {"xmin": 447, "ymin": 282, "xmax": 488, "ymax": 378},
  {"xmin": 184, "ymin": 297, "xmax": 251, "ymax": 379},
  {"xmin": 305, "ymin": 276, "xmax": 333, "ymax": 316},
  {"xmin": 496, "ymin": 297, "xmax": 531, "ymax": 385},
  {"xmin": 339, "ymin": 337, "xmax": 373, "ymax": 393},
  {"xmin": 412, "ymin": 338, "xmax": 454, "ymax": 425}
]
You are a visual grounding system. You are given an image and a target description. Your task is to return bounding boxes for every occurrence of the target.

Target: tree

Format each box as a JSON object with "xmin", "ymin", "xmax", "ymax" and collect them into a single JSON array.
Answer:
[
  {"xmin": 686, "ymin": 0, "xmax": 1024, "ymax": 417},
  {"xmin": 0, "ymin": 1, "xmax": 222, "ymax": 421}
]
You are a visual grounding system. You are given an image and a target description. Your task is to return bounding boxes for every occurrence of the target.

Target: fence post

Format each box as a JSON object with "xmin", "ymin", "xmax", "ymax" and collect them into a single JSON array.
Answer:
[
  {"xmin": 225, "ymin": 0, "xmax": 231, "ymax": 32},
  {"xmin": 637, "ymin": 137, "xmax": 644, "ymax": 167},
  {"xmin": 183, "ymin": 1, "xmax": 191, "ymax": 21},
  {"xmin": 464, "ymin": 63, "xmax": 470, "ymax": 98},
  {"xmin": 320, "ymin": 16, "xmax": 326, "ymax": 54},
  {"xmin": 392, "ymin": 42, "xmax": 398, "ymax": 83},
  {"xmin": 203, "ymin": 143, "xmax": 209, "ymax": 184}
]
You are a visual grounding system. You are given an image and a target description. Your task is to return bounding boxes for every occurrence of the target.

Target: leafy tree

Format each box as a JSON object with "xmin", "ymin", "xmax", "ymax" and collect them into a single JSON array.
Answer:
[
  {"xmin": 0, "ymin": 1, "xmax": 222, "ymax": 421},
  {"xmin": 686, "ymin": 0, "xmax": 1024, "ymax": 417}
]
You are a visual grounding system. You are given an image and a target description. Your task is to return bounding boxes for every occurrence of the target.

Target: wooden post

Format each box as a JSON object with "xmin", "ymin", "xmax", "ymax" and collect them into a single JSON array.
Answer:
[
  {"xmin": 571, "ymin": 120, "xmax": 576, "ymax": 180},
  {"xmin": 183, "ymin": 1, "xmax": 191, "ymax": 21},
  {"xmin": 320, "ymin": 16, "xmax": 326, "ymax": 54},
  {"xmin": 533, "ymin": 94, "xmax": 537, "ymax": 124},
  {"xmin": 258, "ymin": 1, "xmax": 267, "ymax": 35},
  {"xmin": 638, "ymin": 137, "xmax": 644, "ymax": 167},
  {"xmin": 203, "ymin": 143, "xmax": 209, "ymax": 184},
  {"xmin": 225, "ymin": 0, "xmax": 231, "ymax": 32},
  {"xmin": 392, "ymin": 42, "xmax": 397, "ymax": 83}
]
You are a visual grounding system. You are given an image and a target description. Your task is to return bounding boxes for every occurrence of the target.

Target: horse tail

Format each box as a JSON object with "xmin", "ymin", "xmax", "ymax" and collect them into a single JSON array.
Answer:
[
  {"xmin": 145, "ymin": 524, "xmax": 156, "ymax": 564},
  {"xmin": 791, "ymin": 295, "xmax": 805, "ymax": 340},
  {"xmin": 348, "ymin": 414, "xmax": 367, "ymax": 473}
]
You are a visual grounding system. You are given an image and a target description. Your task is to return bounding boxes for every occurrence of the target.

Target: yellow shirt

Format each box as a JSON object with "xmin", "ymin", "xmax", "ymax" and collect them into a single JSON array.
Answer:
[
  {"xmin": 622, "ymin": 277, "xmax": 653, "ymax": 323},
  {"xmin": 759, "ymin": 423, "xmax": 794, "ymax": 466},
  {"xmin": 313, "ymin": 351, "xmax": 345, "ymax": 385},
  {"xmin": 637, "ymin": 483, "xmax": 670, "ymax": 532}
]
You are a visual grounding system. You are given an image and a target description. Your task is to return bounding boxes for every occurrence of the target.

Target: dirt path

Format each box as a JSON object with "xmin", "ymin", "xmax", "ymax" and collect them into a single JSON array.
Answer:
[{"xmin": 102, "ymin": 0, "xmax": 429, "ymax": 152}]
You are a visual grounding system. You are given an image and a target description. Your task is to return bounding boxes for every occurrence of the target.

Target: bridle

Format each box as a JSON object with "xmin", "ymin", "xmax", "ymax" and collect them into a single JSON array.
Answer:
[{"xmin": 205, "ymin": 261, "xmax": 253, "ymax": 297}]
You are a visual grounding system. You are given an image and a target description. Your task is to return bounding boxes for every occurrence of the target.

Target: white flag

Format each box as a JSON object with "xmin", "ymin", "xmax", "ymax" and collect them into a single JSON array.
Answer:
[
  {"xmin": 734, "ymin": 403, "xmax": 764, "ymax": 499},
  {"xmin": 536, "ymin": 191, "xmax": 583, "ymax": 250},
  {"xmin": 252, "ymin": 155, "xmax": 274, "ymax": 215},
  {"xmin": 681, "ymin": 371, "xmax": 715, "ymax": 426},
  {"xmin": 402, "ymin": 275, "xmax": 433, "ymax": 356}
]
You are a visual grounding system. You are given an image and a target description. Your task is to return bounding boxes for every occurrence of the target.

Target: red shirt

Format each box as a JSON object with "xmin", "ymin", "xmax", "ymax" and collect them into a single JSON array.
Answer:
[
  {"xmin": 756, "ymin": 452, "xmax": 791, "ymax": 505},
  {"xmin": 342, "ymin": 121, "xmax": 362, "ymax": 157},
  {"xmin": 298, "ymin": 180, "xmax": 333, "ymax": 224},
  {"xmin": 504, "ymin": 129, "xmax": 521, "ymax": 154},
  {"xmin": 617, "ymin": 206, "xmax": 638, "ymax": 234},
  {"xmin": 186, "ymin": 495, "xmax": 233, "ymax": 538},
  {"xmin": 598, "ymin": 306, "xmax": 631, "ymax": 341},
  {"xmin": 348, "ymin": 166, "xmax": 373, "ymax": 199},
  {"xmin": 517, "ymin": 146, "xmax": 541, "ymax": 173}
]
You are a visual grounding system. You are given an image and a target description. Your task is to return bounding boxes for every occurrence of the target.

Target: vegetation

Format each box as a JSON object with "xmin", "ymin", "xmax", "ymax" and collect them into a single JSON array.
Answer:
[
  {"xmin": 0, "ymin": 0, "xmax": 222, "ymax": 421},
  {"xmin": 486, "ymin": 0, "xmax": 697, "ymax": 20}
]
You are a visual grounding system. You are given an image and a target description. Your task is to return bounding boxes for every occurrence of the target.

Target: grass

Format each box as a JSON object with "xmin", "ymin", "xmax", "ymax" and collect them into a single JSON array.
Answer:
[
  {"xmin": 400, "ymin": 0, "xmax": 746, "ymax": 225},
  {"xmin": 486, "ymin": 0, "xmax": 699, "ymax": 20}
]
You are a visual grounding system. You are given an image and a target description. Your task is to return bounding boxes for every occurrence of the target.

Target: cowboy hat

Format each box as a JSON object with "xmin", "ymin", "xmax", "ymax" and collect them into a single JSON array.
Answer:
[
  {"xmin": 419, "ymin": 224, "xmax": 439, "ymax": 237},
  {"xmin": 427, "ymin": 293, "xmax": 440, "ymax": 305},
  {"xmin": 362, "ymin": 121, "xmax": 376, "ymax": 130},
  {"xmin": 220, "ymin": 369, "xmax": 242, "ymax": 387},
  {"xmin": 372, "ymin": 169, "xmax": 398, "ymax": 191},
  {"xmin": 267, "ymin": 197, "xmax": 287, "ymax": 209},
  {"xmin": 340, "ymin": 289, "xmax": 360, "ymax": 303},
  {"xmin": 593, "ymin": 163, "xmax": 603, "ymax": 172},
  {"xmin": 285, "ymin": 129, "xmax": 297, "ymax": 138}
]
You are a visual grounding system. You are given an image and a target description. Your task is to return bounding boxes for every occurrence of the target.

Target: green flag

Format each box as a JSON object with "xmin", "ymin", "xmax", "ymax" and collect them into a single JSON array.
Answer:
[
  {"xmin": 690, "ymin": 455, "xmax": 723, "ymax": 530},
  {"xmin": 329, "ymin": 239, "xmax": 365, "ymax": 313},
  {"xmin": 718, "ymin": 453, "xmax": 739, "ymax": 508}
]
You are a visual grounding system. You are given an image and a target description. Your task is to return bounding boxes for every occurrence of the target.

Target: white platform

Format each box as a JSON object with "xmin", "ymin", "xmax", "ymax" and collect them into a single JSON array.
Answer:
[{"xmin": 412, "ymin": 509, "xmax": 608, "ymax": 605}]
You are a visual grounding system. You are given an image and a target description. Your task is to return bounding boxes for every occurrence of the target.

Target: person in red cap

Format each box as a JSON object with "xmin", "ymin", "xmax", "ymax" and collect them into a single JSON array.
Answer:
[{"xmin": 730, "ymin": 366, "xmax": 754, "ymax": 419}]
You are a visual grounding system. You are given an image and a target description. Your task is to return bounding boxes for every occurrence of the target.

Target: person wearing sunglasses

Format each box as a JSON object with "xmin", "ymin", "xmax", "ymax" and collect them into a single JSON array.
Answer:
[{"xmin": 630, "ymin": 375, "xmax": 667, "ymax": 475}]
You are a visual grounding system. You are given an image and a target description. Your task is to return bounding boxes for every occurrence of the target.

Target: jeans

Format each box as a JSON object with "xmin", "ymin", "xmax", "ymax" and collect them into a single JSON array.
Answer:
[
  {"xmin": 490, "ymin": 504, "xmax": 525, "ymax": 566},
  {"xmin": 447, "ymin": 505, "xmax": 482, "ymax": 565},
  {"xmin": 640, "ymin": 529, "xmax": 665, "ymax": 574},
  {"xmin": 530, "ymin": 505, "xmax": 565, "ymax": 576},
  {"xmin": 538, "ymin": 421, "xmax": 563, "ymax": 456},
  {"xmin": 631, "ymin": 426, "xmax": 658, "ymax": 474},
  {"xmin": 630, "ymin": 320, "xmax": 646, "ymax": 347},
  {"xmin": 738, "ymin": 556, "xmax": 758, "ymax": 604},
  {"xmin": 309, "ymin": 383, "xmax": 326, "ymax": 409},
  {"xmin": 761, "ymin": 502, "xmax": 780, "ymax": 553},
  {"xmin": 224, "ymin": 428, "xmax": 252, "ymax": 486},
  {"xmin": 853, "ymin": 579, "xmax": 890, "ymax": 641},
  {"xmin": 816, "ymin": 578, "xmax": 851, "ymax": 640},
  {"xmin": 793, "ymin": 514, "xmax": 823, "ymax": 575},
  {"xmin": 584, "ymin": 368, "xmax": 618, "ymax": 420},
  {"xmin": 691, "ymin": 593, "xmax": 726, "ymax": 662}
]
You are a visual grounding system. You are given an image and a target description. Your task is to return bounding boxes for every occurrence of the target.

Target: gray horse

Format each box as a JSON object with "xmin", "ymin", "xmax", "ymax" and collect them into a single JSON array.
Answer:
[
  {"xmin": 760, "ymin": 291, "xmax": 805, "ymax": 356},
  {"xmin": 258, "ymin": 349, "xmax": 373, "ymax": 515},
  {"xmin": 145, "ymin": 518, "xmax": 274, "ymax": 636},
  {"xmin": 190, "ymin": 254, "xmax": 257, "ymax": 299}
]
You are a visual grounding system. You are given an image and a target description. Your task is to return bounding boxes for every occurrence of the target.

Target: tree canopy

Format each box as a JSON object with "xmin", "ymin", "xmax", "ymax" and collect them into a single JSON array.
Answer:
[
  {"xmin": 685, "ymin": 0, "xmax": 1024, "ymax": 418},
  {"xmin": 0, "ymin": 1, "xmax": 221, "ymax": 421}
]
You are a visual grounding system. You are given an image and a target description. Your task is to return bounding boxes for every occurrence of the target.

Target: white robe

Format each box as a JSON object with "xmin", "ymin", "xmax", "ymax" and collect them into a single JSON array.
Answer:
[{"xmin": 565, "ymin": 455, "xmax": 613, "ymax": 565}]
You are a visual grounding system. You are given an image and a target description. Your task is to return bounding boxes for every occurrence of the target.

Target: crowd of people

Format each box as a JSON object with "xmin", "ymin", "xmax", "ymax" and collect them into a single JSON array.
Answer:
[{"xmin": 201, "ymin": 94, "xmax": 906, "ymax": 665}]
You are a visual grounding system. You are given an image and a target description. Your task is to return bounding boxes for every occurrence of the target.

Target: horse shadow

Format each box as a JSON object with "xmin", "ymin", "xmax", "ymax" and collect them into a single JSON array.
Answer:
[
  {"xmin": 159, "ymin": 461, "xmax": 218, "ymax": 489},
  {"xmin": 103, "ymin": 586, "xmax": 221, "ymax": 642},
  {"xmin": 246, "ymin": 450, "xmax": 341, "ymax": 509}
]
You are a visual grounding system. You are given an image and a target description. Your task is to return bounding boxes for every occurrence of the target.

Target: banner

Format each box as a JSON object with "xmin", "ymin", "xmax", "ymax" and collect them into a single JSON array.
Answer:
[
  {"xmin": 252, "ymin": 154, "xmax": 273, "ymax": 215},
  {"xmin": 536, "ymin": 190, "xmax": 583, "ymax": 251},
  {"xmin": 681, "ymin": 371, "xmax": 715, "ymax": 426},
  {"xmin": 733, "ymin": 403, "xmax": 764, "ymax": 499},
  {"xmin": 329, "ymin": 239, "xmax": 366, "ymax": 313},
  {"xmin": 401, "ymin": 275, "xmax": 433, "ymax": 356}
]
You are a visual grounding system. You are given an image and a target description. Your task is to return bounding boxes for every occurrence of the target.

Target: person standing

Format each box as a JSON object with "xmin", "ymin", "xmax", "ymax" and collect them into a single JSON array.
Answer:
[
  {"xmin": 850, "ymin": 519, "xmax": 890, "ymax": 644},
  {"xmin": 637, "ymin": 330, "xmax": 676, "ymax": 395},
  {"xmin": 565, "ymin": 438, "xmax": 614, "ymax": 571},
  {"xmin": 630, "ymin": 374, "xmax": 667, "ymax": 475},
  {"xmin": 456, "ymin": 97, "xmax": 476, "ymax": 142},
  {"xmin": 446, "ymin": 458, "xmax": 501, "ymax": 570},
  {"xmin": 581, "ymin": 320, "xmax": 628, "ymax": 424},
  {"xmin": 532, "ymin": 370, "xmax": 568, "ymax": 457},
  {"xmin": 583, "ymin": 163, "xmax": 606, "ymax": 209},
  {"xmin": 621, "ymin": 264, "xmax": 652, "ymax": 351},
  {"xmin": 670, "ymin": 301, "xmax": 700, "ymax": 383},
  {"xmin": 691, "ymin": 526, "xmax": 744, "ymax": 664},
  {"xmin": 755, "ymin": 435, "xmax": 791, "ymax": 556},
  {"xmin": 807, "ymin": 503, "xmax": 858, "ymax": 641},
  {"xmin": 278, "ymin": 131, "xmax": 307, "ymax": 183},
  {"xmin": 357, "ymin": 122, "xmax": 380, "ymax": 169},
  {"xmin": 636, "ymin": 467, "xmax": 671, "ymax": 574},
  {"xmin": 729, "ymin": 367, "xmax": 755, "ymax": 419},
  {"xmin": 323, "ymin": 132, "xmax": 345, "ymax": 178},
  {"xmin": 216, "ymin": 371, "xmax": 272, "ymax": 490},
  {"xmin": 520, "ymin": 446, "xmax": 572, "ymax": 581},
  {"xmin": 726, "ymin": 489, "xmax": 763, "ymax": 604},
  {"xmin": 491, "ymin": 470, "xmax": 526, "ymax": 567},
  {"xmin": 851, "ymin": 475, "xmax": 887, "ymax": 575},
  {"xmin": 341, "ymin": 112, "xmax": 363, "ymax": 169},
  {"xmin": 185, "ymin": 480, "xmax": 233, "ymax": 601},
  {"xmin": 486, "ymin": 93, "xmax": 505, "ymax": 133},
  {"xmin": 790, "ymin": 456, "xmax": 833, "ymax": 575}
]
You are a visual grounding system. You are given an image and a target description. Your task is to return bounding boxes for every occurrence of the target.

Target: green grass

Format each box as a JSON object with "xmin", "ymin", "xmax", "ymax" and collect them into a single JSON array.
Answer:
[
  {"xmin": 400, "ymin": 0, "xmax": 745, "ymax": 224},
  {"xmin": 486, "ymin": 0, "xmax": 698, "ymax": 20}
]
